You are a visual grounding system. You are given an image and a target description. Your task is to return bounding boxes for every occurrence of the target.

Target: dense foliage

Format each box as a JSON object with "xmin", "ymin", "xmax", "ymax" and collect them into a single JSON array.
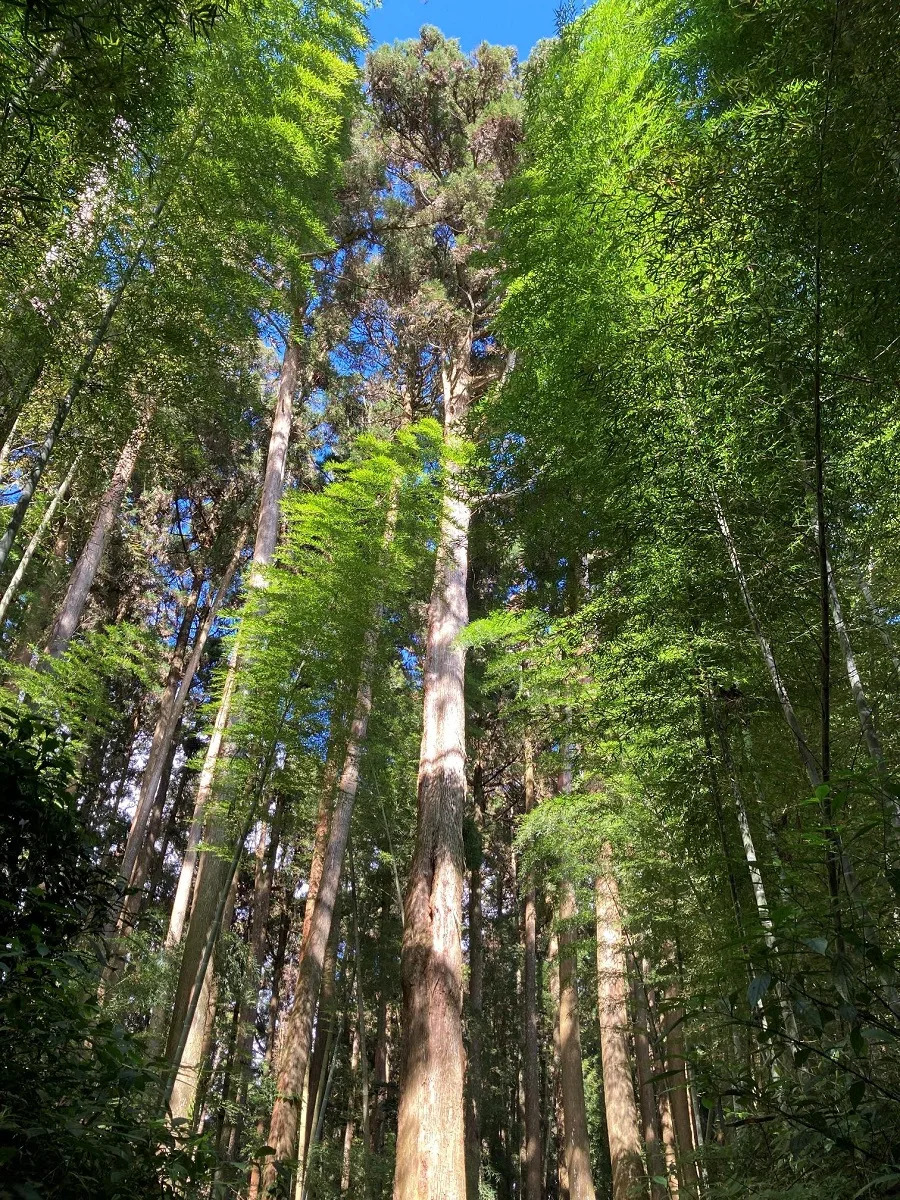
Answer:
[{"xmin": 1, "ymin": 2, "xmax": 899, "ymax": 1199}]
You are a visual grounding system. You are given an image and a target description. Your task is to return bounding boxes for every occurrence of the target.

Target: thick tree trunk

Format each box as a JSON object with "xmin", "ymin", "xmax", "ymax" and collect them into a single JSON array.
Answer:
[
  {"xmin": 0, "ymin": 450, "xmax": 81, "ymax": 626},
  {"xmin": 630, "ymin": 962, "xmax": 669, "ymax": 1200},
  {"xmin": 465, "ymin": 763, "xmax": 485, "ymax": 1200},
  {"xmin": 393, "ymin": 339, "xmax": 471, "ymax": 1200},
  {"xmin": 522, "ymin": 741, "xmax": 543, "ymax": 1200},
  {"xmin": 662, "ymin": 993, "xmax": 698, "ymax": 1197},
  {"xmin": 557, "ymin": 880, "xmax": 597, "ymax": 1200},
  {"xmin": 594, "ymin": 847, "xmax": 645, "ymax": 1200},
  {"xmin": 45, "ymin": 408, "xmax": 152, "ymax": 656},
  {"xmin": 263, "ymin": 627, "xmax": 378, "ymax": 1195}
]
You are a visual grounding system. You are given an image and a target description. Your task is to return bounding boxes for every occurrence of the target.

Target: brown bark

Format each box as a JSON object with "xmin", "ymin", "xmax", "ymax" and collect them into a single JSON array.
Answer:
[
  {"xmin": 630, "ymin": 961, "xmax": 668, "ymax": 1200},
  {"xmin": 46, "ymin": 408, "xmax": 151, "ymax": 656},
  {"xmin": 263, "ymin": 627, "xmax": 378, "ymax": 1195},
  {"xmin": 548, "ymin": 931, "xmax": 570, "ymax": 1200},
  {"xmin": 662, "ymin": 990, "xmax": 698, "ymax": 1197},
  {"xmin": 303, "ymin": 898, "xmax": 341, "ymax": 1170},
  {"xmin": 464, "ymin": 762, "xmax": 485, "ymax": 1200},
  {"xmin": 522, "ymin": 740, "xmax": 543, "ymax": 1200},
  {"xmin": 341, "ymin": 1023, "xmax": 362, "ymax": 1193},
  {"xmin": 393, "ymin": 338, "xmax": 471, "ymax": 1200},
  {"xmin": 557, "ymin": 880, "xmax": 597, "ymax": 1200},
  {"xmin": 594, "ymin": 848, "xmax": 645, "ymax": 1200}
]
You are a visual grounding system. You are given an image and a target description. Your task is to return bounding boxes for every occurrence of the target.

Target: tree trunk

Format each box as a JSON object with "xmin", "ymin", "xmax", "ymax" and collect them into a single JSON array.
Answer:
[
  {"xmin": 465, "ymin": 763, "xmax": 485, "ymax": 1200},
  {"xmin": 302, "ymin": 878, "xmax": 342, "ymax": 1169},
  {"xmin": 0, "ymin": 140, "xmax": 193, "ymax": 571},
  {"xmin": 594, "ymin": 846, "xmax": 645, "ymax": 1200},
  {"xmin": 121, "ymin": 527, "xmax": 247, "ymax": 900},
  {"xmin": 557, "ymin": 880, "xmax": 597, "ymax": 1200},
  {"xmin": 264, "ymin": 627, "xmax": 378, "ymax": 1195},
  {"xmin": 548, "ymin": 931, "xmax": 570, "ymax": 1200},
  {"xmin": 662, "ymin": 992, "xmax": 698, "ymax": 1197},
  {"xmin": 45, "ymin": 408, "xmax": 152, "ymax": 656},
  {"xmin": 341, "ymin": 1023, "xmax": 361, "ymax": 1193},
  {"xmin": 393, "ymin": 338, "xmax": 471, "ymax": 1200},
  {"xmin": 522, "ymin": 741, "xmax": 543, "ymax": 1200},
  {"xmin": 0, "ymin": 450, "xmax": 81, "ymax": 626},
  {"xmin": 630, "ymin": 961, "xmax": 669, "ymax": 1200}
]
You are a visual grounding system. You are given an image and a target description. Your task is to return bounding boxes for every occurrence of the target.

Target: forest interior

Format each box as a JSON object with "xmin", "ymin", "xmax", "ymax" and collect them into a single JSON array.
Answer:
[{"xmin": 2, "ymin": 0, "xmax": 900, "ymax": 1197}]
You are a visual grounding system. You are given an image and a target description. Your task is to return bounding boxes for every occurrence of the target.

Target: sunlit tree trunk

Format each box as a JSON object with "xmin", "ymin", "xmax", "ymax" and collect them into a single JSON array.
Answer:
[
  {"xmin": 594, "ymin": 846, "xmax": 645, "ymax": 1200},
  {"xmin": 394, "ymin": 336, "xmax": 471, "ymax": 1200}
]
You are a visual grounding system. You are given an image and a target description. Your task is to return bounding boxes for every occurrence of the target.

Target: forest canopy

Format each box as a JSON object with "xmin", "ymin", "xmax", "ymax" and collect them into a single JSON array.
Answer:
[{"xmin": 1, "ymin": 1, "xmax": 899, "ymax": 1198}]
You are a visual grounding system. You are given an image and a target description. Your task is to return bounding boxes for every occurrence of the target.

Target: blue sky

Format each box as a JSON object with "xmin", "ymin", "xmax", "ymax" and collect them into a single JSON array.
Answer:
[{"xmin": 366, "ymin": 0, "xmax": 556, "ymax": 59}]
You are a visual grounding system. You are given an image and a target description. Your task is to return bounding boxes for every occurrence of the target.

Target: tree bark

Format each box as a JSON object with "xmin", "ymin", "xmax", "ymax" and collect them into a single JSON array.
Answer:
[
  {"xmin": 630, "ymin": 961, "xmax": 669, "ymax": 1200},
  {"xmin": 557, "ymin": 880, "xmax": 597, "ymax": 1200},
  {"xmin": 45, "ymin": 407, "xmax": 152, "ymax": 656},
  {"xmin": 162, "ymin": 330, "xmax": 302, "ymax": 1104},
  {"xmin": 393, "ymin": 337, "xmax": 471, "ymax": 1200},
  {"xmin": 522, "ymin": 741, "xmax": 543, "ymax": 1200},
  {"xmin": 263, "ymin": 627, "xmax": 378, "ymax": 1195},
  {"xmin": 662, "ymin": 990, "xmax": 698, "ymax": 1197},
  {"xmin": 594, "ymin": 846, "xmax": 645, "ymax": 1200},
  {"xmin": 465, "ymin": 762, "xmax": 485, "ymax": 1200},
  {"xmin": 548, "ymin": 931, "xmax": 570, "ymax": 1200}
]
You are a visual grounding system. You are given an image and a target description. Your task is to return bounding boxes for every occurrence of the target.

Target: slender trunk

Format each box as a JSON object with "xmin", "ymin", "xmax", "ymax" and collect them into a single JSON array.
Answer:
[
  {"xmin": 465, "ymin": 763, "xmax": 485, "ymax": 1200},
  {"xmin": 302, "ymin": 870, "xmax": 342, "ymax": 1169},
  {"xmin": 594, "ymin": 847, "xmax": 645, "ymax": 1200},
  {"xmin": 45, "ymin": 408, "xmax": 151, "ymax": 655},
  {"xmin": 855, "ymin": 569, "xmax": 900, "ymax": 684},
  {"xmin": 371, "ymin": 993, "xmax": 390, "ymax": 1154},
  {"xmin": 0, "ymin": 450, "xmax": 81, "ymax": 627},
  {"xmin": 711, "ymin": 493, "xmax": 846, "ymax": 927},
  {"xmin": 341, "ymin": 1023, "xmax": 361, "ymax": 1193},
  {"xmin": 227, "ymin": 796, "xmax": 286, "ymax": 1158},
  {"xmin": 248, "ymin": 904, "xmax": 292, "ymax": 1200},
  {"xmin": 828, "ymin": 562, "xmax": 898, "ymax": 832},
  {"xmin": 548, "ymin": 931, "xmax": 570, "ymax": 1200},
  {"xmin": 0, "ymin": 139, "xmax": 194, "ymax": 571},
  {"xmin": 557, "ymin": 880, "xmax": 597, "ymax": 1200},
  {"xmin": 522, "ymin": 741, "xmax": 543, "ymax": 1200},
  {"xmin": 348, "ymin": 849, "xmax": 371, "ymax": 1183},
  {"xmin": 124, "ymin": 530, "xmax": 247, "ymax": 902},
  {"xmin": 630, "ymin": 961, "xmax": 669, "ymax": 1200},
  {"xmin": 394, "ymin": 337, "xmax": 472, "ymax": 1200},
  {"xmin": 0, "ymin": 412, "xmax": 21, "ymax": 480},
  {"xmin": 264, "ymin": 627, "xmax": 378, "ymax": 1194},
  {"xmin": 662, "ymin": 991, "xmax": 698, "ymax": 1197}
]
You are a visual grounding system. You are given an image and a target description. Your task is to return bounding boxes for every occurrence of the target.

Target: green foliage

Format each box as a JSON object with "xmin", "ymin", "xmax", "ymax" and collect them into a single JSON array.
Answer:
[{"xmin": 0, "ymin": 704, "xmax": 208, "ymax": 1199}]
